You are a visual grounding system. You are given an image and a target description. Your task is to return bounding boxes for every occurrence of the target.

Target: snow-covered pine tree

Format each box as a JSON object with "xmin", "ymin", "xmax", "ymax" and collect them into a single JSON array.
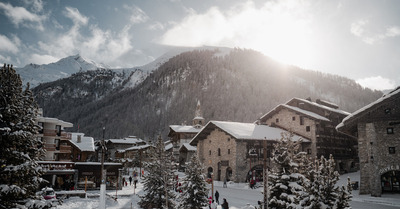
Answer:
[
  {"xmin": 138, "ymin": 136, "xmax": 176, "ymax": 209},
  {"xmin": 177, "ymin": 155, "xmax": 209, "ymax": 209},
  {"xmin": 268, "ymin": 132, "xmax": 307, "ymax": 209},
  {"xmin": 0, "ymin": 64, "xmax": 46, "ymax": 208},
  {"xmin": 302, "ymin": 155, "xmax": 342, "ymax": 209},
  {"xmin": 336, "ymin": 177, "xmax": 352, "ymax": 209},
  {"xmin": 318, "ymin": 155, "xmax": 340, "ymax": 208}
]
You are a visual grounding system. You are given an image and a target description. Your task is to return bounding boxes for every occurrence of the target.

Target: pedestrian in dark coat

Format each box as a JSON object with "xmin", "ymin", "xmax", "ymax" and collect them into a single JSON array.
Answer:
[
  {"xmin": 215, "ymin": 190, "xmax": 220, "ymax": 204},
  {"xmin": 129, "ymin": 176, "xmax": 132, "ymax": 185},
  {"xmin": 221, "ymin": 198, "xmax": 229, "ymax": 209}
]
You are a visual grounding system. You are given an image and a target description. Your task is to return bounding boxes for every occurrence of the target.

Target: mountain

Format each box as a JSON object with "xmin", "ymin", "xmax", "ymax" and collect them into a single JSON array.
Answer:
[
  {"xmin": 16, "ymin": 54, "xmax": 111, "ymax": 88},
  {"xmin": 32, "ymin": 48, "xmax": 383, "ymax": 140}
]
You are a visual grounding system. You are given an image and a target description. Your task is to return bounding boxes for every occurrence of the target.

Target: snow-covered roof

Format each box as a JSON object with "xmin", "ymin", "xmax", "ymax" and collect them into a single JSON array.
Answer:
[
  {"xmin": 291, "ymin": 98, "xmax": 350, "ymax": 115},
  {"xmin": 259, "ymin": 104, "xmax": 330, "ymax": 123},
  {"xmin": 337, "ymin": 87, "xmax": 400, "ymax": 131},
  {"xmin": 125, "ymin": 144, "xmax": 153, "ymax": 151},
  {"xmin": 106, "ymin": 136, "xmax": 143, "ymax": 145},
  {"xmin": 190, "ymin": 120, "xmax": 307, "ymax": 145},
  {"xmin": 169, "ymin": 125, "xmax": 201, "ymax": 133},
  {"xmin": 180, "ymin": 143, "xmax": 197, "ymax": 152},
  {"xmin": 36, "ymin": 116, "xmax": 73, "ymax": 127},
  {"xmin": 69, "ymin": 133, "xmax": 95, "ymax": 152},
  {"xmin": 282, "ymin": 104, "xmax": 330, "ymax": 121},
  {"xmin": 165, "ymin": 142, "xmax": 173, "ymax": 151}
]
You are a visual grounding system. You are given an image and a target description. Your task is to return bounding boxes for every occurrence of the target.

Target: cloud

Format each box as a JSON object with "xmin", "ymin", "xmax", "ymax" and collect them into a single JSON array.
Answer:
[
  {"xmin": 23, "ymin": 0, "xmax": 44, "ymax": 12},
  {"xmin": 159, "ymin": 0, "xmax": 315, "ymax": 67},
  {"xmin": 0, "ymin": 34, "xmax": 20, "ymax": 53},
  {"xmin": 33, "ymin": 6, "xmax": 133, "ymax": 67},
  {"xmin": 356, "ymin": 76, "xmax": 396, "ymax": 91},
  {"xmin": 28, "ymin": 54, "xmax": 59, "ymax": 65},
  {"xmin": 123, "ymin": 4, "xmax": 148, "ymax": 24},
  {"xmin": 351, "ymin": 20, "xmax": 400, "ymax": 44},
  {"xmin": 0, "ymin": 2, "xmax": 46, "ymax": 30},
  {"xmin": 64, "ymin": 7, "xmax": 88, "ymax": 26}
]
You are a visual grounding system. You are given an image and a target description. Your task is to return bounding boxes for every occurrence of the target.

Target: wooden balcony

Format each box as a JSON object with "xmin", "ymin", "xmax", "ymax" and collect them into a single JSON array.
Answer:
[{"xmin": 42, "ymin": 130, "xmax": 71, "ymax": 140}]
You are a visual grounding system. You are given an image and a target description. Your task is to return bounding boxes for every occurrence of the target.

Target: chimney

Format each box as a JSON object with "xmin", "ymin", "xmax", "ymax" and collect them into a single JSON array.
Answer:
[{"xmin": 77, "ymin": 135, "xmax": 81, "ymax": 143}]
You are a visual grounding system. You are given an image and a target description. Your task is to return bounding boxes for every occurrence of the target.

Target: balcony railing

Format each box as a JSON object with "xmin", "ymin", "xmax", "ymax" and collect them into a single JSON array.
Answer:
[{"xmin": 42, "ymin": 130, "xmax": 71, "ymax": 140}]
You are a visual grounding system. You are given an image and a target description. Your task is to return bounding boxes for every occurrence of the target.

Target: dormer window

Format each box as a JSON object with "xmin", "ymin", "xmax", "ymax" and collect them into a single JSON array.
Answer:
[{"xmin": 385, "ymin": 108, "xmax": 391, "ymax": 114}]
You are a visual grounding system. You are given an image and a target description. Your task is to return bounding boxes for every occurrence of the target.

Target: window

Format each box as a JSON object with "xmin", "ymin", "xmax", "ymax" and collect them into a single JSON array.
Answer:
[
  {"xmin": 300, "ymin": 116, "xmax": 304, "ymax": 125},
  {"xmin": 218, "ymin": 148, "xmax": 221, "ymax": 156},
  {"xmin": 307, "ymin": 149, "xmax": 312, "ymax": 154},
  {"xmin": 227, "ymin": 138, "xmax": 230, "ymax": 142},
  {"xmin": 209, "ymin": 140, "xmax": 212, "ymax": 143},
  {"xmin": 387, "ymin": 128, "xmax": 394, "ymax": 134},
  {"xmin": 306, "ymin": 126, "xmax": 311, "ymax": 132},
  {"xmin": 228, "ymin": 149, "xmax": 230, "ymax": 154},
  {"xmin": 209, "ymin": 150, "xmax": 211, "ymax": 155},
  {"xmin": 292, "ymin": 116, "xmax": 296, "ymax": 121},
  {"xmin": 56, "ymin": 125, "xmax": 61, "ymax": 136},
  {"xmin": 276, "ymin": 118, "xmax": 279, "ymax": 123},
  {"xmin": 389, "ymin": 147, "xmax": 396, "ymax": 154},
  {"xmin": 385, "ymin": 108, "xmax": 391, "ymax": 114},
  {"xmin": 55, "ymin": 139, "xmax": 60, "ymax": 150}
]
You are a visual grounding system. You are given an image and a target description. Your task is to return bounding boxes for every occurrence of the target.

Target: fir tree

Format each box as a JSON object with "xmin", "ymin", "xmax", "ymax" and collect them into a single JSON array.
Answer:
[
  {"xmin": 138, "ymin": 136, "xmax": 176, "ymax": 209},
  {"xmin": 177, "ymin": 155, "xmax": 209, "ymax": 209},
  {"xmin": 301, "ymin": 155, "xmax": 345, "ymax": 209},
  {"xmin": 336, "ymin": 177, "xmax": 352, "ymax": 209},
  {"xmin": 0, "ymin": 64, "xmax": 46, "ymax": 208},
  {"xmin": 268, "ymin": 133, "xmax": 307, "ymax": 209}
]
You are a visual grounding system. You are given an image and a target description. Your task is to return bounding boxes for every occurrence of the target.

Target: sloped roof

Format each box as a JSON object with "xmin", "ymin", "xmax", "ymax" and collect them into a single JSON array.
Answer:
[
  {"xmin": 169, "ymin": 125, "xmax": 201, "ymax": 133},
  {"xmin": 337, "ymin": 87, "xmax": 400, "ymax": 132},
  {"xmin": 260, "ymin": 104, "xmax": 330, "ymax": 122},
  {"xmin": 125, "ymin": 144, "xmax": 153, "ymax": 151},
  {"xmin": 289, "ymin": 97, "xmax": 350, "ymax": 115},
  {"xmin": 180, "ymin": 143, "xmax": 197, "ymax": 152},
  {"xmin": 107, "ymin": 136, "xmax": 143, "ymax": 145},
  {"xmin": 190, "ymin": 121, "xmax": 307, "ymax": 145},
  {"xmin": 36, "ymin": 116, "xmax": 73, "ymax": 127},
  {"xmin": 69, "ymin": 133, "xmax": 95, "ymax": 152}
]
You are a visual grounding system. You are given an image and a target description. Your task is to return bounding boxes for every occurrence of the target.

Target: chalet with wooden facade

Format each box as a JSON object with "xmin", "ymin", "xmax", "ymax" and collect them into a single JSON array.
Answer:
[
  {"xmin": 168, "ymin": 101, "xmax": 203, "ymax": 168},
  {"xmin": 69, "ymin": 133, "xmax": 95, "ymax": 162},
  {"xmin": 337, "ymin": 87, "xmax": 400, "ymax": 196},
  {"xmin": 190, "ymin": 121, "xmax": 307, "ymax": 183},
  {"xmin": 259, "ymin": 97, "xmax": 358, "ymax": 173}
]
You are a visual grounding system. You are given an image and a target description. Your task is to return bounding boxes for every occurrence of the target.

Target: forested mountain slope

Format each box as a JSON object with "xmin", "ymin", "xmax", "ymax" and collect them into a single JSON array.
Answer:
[{"xmin": 33, "ymin": 49, "xmax": 382, "ymax": 140}]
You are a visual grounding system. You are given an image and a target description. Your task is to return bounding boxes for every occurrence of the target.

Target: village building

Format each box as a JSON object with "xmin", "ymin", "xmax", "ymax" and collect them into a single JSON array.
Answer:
[
  {"xmin": 69, "ymin": 133, "xmax": 95, "ymax": 162},
  {"xmin": 103, "ymin": 136, "xmax": 145, "ymax": 161},
  {"xmin": 189, "ymin": 120, "xmax": 307, "ymax": 183},
  {"xmin": 336, "ymin": 87, "xmax": 400, "ymax": 196},
  {"xmin": 36, "ymin": 109, "xmax": 73, "ymax": 161},
  {"xmin": 258, "ymin": 97, "xmax": 358, "ymax": 173},
  {"xmin": 168, "ymin": 101, "xmax": 203, "ymax": 169}
]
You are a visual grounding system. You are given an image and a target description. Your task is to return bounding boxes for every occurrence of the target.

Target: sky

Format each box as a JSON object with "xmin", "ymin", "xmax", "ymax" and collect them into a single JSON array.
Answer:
[{"xmin": 0, "ymin": 0, "xmax": 399, "ymax": 91}]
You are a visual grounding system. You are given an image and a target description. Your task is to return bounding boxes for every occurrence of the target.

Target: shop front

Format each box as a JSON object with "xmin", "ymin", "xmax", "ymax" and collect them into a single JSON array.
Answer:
[
  {"xmin": 75, "ymin": 162, "xmax": 123, "ymax": 189},
  {"xmin": 381, "ymin": 165, "xmax": 400, "ymax": 193},
  {"xmin": 39, "ymin": 161, "xmax": 77, "ymax": 191}
]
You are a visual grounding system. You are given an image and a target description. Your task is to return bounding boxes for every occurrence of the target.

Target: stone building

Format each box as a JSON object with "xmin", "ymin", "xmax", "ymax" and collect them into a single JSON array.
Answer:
[
  {"xmin": 337, "ymin": 87, "xmax": 400, "ymax": 196},
  {"xmin": 189, "ymin": 120, "xmax": 306, "ymax": 183},
  {"xmin": 168, "ymin": 100, "xmax": 203, "ymax": 168},
  {"xmin": 258, "ymin": 97, "xmax": 358, "ymax": 173}
]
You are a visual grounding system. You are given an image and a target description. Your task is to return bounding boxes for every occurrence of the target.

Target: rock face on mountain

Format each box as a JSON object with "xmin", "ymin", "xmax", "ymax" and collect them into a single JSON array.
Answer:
[{"xmin": 32, "ymin": 48, "xmax": 382, "ymax": 140}]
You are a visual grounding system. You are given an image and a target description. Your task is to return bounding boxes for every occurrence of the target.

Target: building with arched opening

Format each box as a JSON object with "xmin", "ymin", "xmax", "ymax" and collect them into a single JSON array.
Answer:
[
  {"xmin": 189, "ymin": 121, "xmax": 308, "ymax": 183},
  {"xmin": 337, "ymin": 87, "xmax": 400, "ymax": 196}
]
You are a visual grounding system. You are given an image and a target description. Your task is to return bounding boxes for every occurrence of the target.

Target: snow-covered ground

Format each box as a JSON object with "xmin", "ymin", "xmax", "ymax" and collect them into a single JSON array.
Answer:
[{"xmin": 58, "ymin": 171, "xmax": 400, "ymax": 209}]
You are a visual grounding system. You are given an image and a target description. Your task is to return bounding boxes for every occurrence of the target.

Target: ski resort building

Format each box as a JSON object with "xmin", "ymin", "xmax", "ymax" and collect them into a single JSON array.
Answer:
[
  {"xmin": 103, "ymin": 136, "xmax": 145, "ymax": 161},
  {"xmin": 190, "ymin": 121, "xmax": 308, "ymax": 183},
  {"xmin": 337, "ymin": 87, "xmax": 400, "ymax": 196},
  {"xmin": 69, "ymin": 133, "xmax": 95, "ymax": 162},
  {"xmin": 168, "ymin": 101, "xmax": 203, "ymax": 169},
  {"xmin": 258, "ymin": 97, "xmax": 359, "ymax": 173},
  {"xmin": 36, "ymin": 109, "xmax": 73, "ymax": 161}
]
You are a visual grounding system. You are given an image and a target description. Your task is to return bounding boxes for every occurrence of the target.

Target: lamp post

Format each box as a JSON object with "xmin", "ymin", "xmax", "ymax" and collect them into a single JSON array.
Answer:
[
  {"xmin": 211, "ymin": 172, "xmax": 214, "ymax": 202},
  {"xmin": 263, "ymin": 138, "xmax": 268, "ymax": 209},
  {"xmin": 99, "ymin": 127, "xmax": 106, "ymax": 209}
]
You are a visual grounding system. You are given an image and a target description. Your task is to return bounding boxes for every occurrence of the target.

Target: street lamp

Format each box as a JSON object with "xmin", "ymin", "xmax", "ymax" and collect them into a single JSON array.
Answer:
[
  {"xmin": 99, "ymin": 127, "xmax": 106, "ymax": 209},
  {"xmin": 263, "ymin": 138, "xmax": 268, "ymax": 209}
]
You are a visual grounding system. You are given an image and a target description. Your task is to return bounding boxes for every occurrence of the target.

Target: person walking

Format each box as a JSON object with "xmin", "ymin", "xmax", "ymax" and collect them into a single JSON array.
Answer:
[
  {"xmin": 215, "ymin": 190, "xmax": 220, "ymax": 204},
  {"xmin": 129, "ymin": 176, "xmax": 132, "ymax": 185},
  {"xmin": 223, "ymin": 178, "xmax": 227, "ymax": 188},
  {"xmin": 221, "ymin": 198, "xmax": 229, "ymax": 209}
]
